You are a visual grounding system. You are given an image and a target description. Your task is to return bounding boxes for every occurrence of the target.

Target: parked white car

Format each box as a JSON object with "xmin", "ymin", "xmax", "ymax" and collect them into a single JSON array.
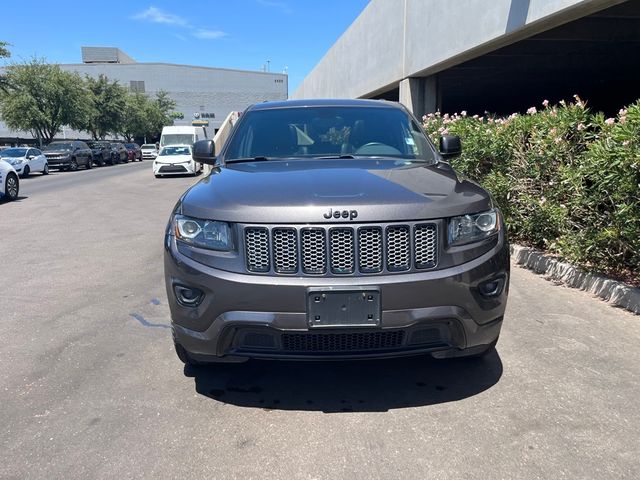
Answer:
[
  {"xmin": 153, "ymin": 145, "xmax": 202, "ymax": 177},
  {"xmin": 141, "ymin": 144, "xmax": 159, "ymax": 160},
  {"xmin": 0, "ymin": 147, "xmax": 49, "ymax": 177},
  {"xmin": 0, "ymin": 160, "xmax": 19, "ymax": 201}
]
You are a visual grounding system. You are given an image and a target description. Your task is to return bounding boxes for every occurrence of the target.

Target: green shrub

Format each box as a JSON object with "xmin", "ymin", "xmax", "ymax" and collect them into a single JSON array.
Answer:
[{"xmin": 423, "ymin": 98, "xmax": 640, "ymax": 282}]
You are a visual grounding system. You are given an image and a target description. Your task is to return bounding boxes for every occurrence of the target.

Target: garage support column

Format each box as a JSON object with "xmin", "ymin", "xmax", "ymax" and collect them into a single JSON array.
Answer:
[{"xmin": 399, "ymin": 75, "xmax": 439, "ymax": 119}]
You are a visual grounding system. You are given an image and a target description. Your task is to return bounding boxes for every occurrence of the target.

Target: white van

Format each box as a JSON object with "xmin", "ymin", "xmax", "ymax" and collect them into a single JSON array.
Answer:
[{"xmin": 160, "ymin": 126, "xmax": 207, "ymax": 148}]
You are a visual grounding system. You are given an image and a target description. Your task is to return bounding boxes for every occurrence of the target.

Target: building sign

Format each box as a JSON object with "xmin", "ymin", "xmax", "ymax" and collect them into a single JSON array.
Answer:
[{"xmin": 193, "ymin": 112, "xmax": 216, "ymax": 119}]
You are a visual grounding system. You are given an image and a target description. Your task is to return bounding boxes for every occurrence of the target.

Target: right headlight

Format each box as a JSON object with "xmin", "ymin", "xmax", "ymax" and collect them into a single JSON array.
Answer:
[
  {"xmin": 173, "ymin": 214, "xmax": 234, "ymax": 251},
  {"xmin": 448, "ymin": 208, "xmax": 500, "ymax": 246}
]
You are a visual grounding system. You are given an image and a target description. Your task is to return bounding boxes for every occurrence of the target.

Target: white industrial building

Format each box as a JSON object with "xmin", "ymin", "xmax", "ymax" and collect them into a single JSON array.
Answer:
[{"xmin": 0, "ymin": 47, "xmax": 288, "ymax": 142}]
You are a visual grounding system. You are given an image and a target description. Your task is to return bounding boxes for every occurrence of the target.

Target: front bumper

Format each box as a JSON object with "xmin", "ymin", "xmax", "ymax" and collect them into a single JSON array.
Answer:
[
  {"xmin": 165, "ymin": 232, "xmax": 509, "ymax": 361},
  {"xmin": 45, "ymin": 157, "xmax": 70, "ymax": 168},
  {"xmin": 153, "ymin": 161, "xmax": 195, "ymax": 176}
]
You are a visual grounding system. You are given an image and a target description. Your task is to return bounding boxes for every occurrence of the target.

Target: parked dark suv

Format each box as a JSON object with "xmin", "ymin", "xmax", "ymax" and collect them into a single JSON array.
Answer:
[
  {"xmin": 43, "ymin": 141, "xmax": 93, "ymax": 171},
  {"xmin": 86, "ymin": 141, "xmax": 110, "ymax": 167},
  {"xmin": 165, "ymin": 99, "xmax": 509, "ymax": 366},
  {"xmin": 109, "ymin": 143, "xmax": 129, "ymax": 164}
]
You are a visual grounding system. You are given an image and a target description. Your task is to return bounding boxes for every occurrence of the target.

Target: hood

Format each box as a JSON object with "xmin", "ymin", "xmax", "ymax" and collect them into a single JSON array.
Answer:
[
  {"xmin": 0, "ymin": 156, "xmax": 25, "ymax": 164},
  {"xmin": 179, "ymin": 158, "xmax": 493, "ymax": 224}
]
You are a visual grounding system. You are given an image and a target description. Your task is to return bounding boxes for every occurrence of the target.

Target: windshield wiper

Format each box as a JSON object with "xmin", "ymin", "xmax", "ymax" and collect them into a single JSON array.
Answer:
[
  {"xmin": 226, "ymin": 156, "xmax": 271, "ymax": 164},
  {"xmin": 313, "ymin": 155, "xmax": 356, "ymax": 159}
]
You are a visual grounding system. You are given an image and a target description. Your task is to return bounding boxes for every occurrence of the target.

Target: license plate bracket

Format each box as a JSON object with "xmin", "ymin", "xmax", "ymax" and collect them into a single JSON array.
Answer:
[{"xmin": 307, "ymin": 288, "xmax": 381, "ymax": 328}]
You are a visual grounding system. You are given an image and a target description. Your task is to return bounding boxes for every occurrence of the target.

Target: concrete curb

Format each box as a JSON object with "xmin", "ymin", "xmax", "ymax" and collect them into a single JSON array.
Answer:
[{"xmin": 510, "ymin": 244, "xmax": 640, "ymax": 315}]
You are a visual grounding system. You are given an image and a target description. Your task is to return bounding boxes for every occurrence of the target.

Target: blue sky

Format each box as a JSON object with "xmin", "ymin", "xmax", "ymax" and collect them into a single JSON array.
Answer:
[{"xmin": 1, "ymin": 0, "xmax": 370, "ymax": 94}]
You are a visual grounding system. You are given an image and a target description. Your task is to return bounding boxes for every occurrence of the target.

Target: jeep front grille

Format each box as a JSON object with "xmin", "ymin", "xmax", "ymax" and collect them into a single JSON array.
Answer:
[{"xmin": 244, "ymin": 222, "xmax": 438, "ymax": 276}]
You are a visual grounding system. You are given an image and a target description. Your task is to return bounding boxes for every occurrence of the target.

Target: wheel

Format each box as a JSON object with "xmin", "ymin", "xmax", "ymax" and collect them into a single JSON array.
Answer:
[
  {"xmin": 154, "ymin": 174, "xmax": 161, "ymax": 178},
  {"xmin": 86, "ymin": 157, "xmax": 93, "ymax": 169},
  {"xmin": 42, "ymin": 163, "xmax": 49, "ymax": 175},
  {"xmin": 4, "ymin": 173, "xmax": 19, "ymax": 200},
  {"xmin": 22, "ymin": 165, "xmax": 30, "ymax": 177},
  {"xmin": 69, "ymin": 158, "xmax": 78, "ymax": 171}
]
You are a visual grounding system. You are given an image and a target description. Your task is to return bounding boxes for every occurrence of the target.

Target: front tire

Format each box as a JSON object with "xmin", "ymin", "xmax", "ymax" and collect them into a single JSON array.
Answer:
[
  {"xmin": 86, "ymin": 157, "xmax": 93, "ymax": 169},
  {"xmin": 5, "ymin": 173, "xmax": 19, "ymax": 201},
  {"xmin": 69, "ymin": 158, "xmax": 78, "ymax": 171},
  {"xmin": 22, "ymin": 165, "xmax": 30, "ymax": 178},
  {"xmin": 42, "ymin": 164, "xmax": 49, "ymax": 175}
]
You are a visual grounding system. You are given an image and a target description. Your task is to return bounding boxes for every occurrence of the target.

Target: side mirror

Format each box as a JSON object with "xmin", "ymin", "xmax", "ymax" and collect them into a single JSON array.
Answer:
[
  {"xmin": 439, "ymin": 135, "xmax": 462, "ymax": 159},
  {"xmin": 27, "ymin": 155, "xmax": 35, "ymax": 160},
  {"xmin": 193, "ymin": 139, "xmax": 216, "ymax": 165}
]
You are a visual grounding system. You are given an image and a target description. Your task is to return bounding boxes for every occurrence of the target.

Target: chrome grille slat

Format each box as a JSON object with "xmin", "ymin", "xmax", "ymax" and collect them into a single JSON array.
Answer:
[
  {"xmin": 414, "ymin": 224, "xmax": 437, "ymax": 269},
  {"xmin": 329, "ymin": 228, "xmax": 355, "ymax": 274},
  {"xmin": 272, "ymin": 228, "xmax": 298, "ymax": 273},
  {"xmin": 386, "ymin": 226, "xmax": 411, "ymax": 271},
  {"xmin": 245, "ymin": 228, "xmax": 270, "ymax": 272},
  {"xmin": 358, "ymin": 227, "xmax": 383, "ymax": 273},
  {"xmin": 244, "ymin": 222, "xmax": 437, "ymax": 275},
  {"xmin": 301, "ymin": 228, "xmax": 327, "ymax": 274}
]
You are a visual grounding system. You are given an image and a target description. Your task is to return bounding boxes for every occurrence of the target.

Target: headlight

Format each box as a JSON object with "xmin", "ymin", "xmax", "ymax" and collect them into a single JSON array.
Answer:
[
  {"xmin": 448, "ymin": 208, "xmax": 499, "ymax": 246},
  {"xmin": 174, "ymin": 214, "xmax": 233, "ymax": 251}
]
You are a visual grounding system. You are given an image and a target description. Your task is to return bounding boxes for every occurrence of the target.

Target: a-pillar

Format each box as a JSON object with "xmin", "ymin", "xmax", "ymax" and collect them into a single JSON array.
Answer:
[{"xmin": 399, "ymin": 75, "xmax": 439, "ymax": 119}]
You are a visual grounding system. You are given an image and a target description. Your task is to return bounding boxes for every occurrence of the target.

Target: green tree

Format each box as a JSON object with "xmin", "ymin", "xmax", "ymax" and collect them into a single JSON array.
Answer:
[
  {"xmin": 119, "ymin": 92, "xmax": 151, "ymax": 141},
  {"xmin": 148, "ymin": 90, "xmax": 177, "ymax": 136},
  {"xmin": 84, "ymin": 74, "xmax": 127, "ymax": 139},
  {"xmin": 0, "ymin": 41, "xmax": 10, "ymax": 93},
  {"xmin": 0, "ymin": 58, "xmax": 93, "ymax": 142}
]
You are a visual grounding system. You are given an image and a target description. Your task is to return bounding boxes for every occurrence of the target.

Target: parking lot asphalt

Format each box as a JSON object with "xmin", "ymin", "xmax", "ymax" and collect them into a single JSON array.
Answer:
[{"xmin": 1, "ymin": 163, "xmax": 639, "ymax": 479}]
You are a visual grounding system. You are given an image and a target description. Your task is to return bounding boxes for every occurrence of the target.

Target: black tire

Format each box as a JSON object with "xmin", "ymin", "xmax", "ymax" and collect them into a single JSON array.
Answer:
[
  {"xmin": 154, "ymin": 174, "xmax": 161, "ymax": 178},
  {"xmin": 69, "ymin": 158, "xmax": 78, "ymax": 171},
  {"xmin": 5, "ymin": 173, "xmax": 19, "ymax": 201},
  {"xmin": 42, "ymin": 163, "xmax": 49, "ymax": 175},
  {"xmin": 22, "ymin": 165, "xmax": 30, "ymax": 178},
  {"xmin": 86, "ymin": 156, "xmax": 93, "ymax": 170}
]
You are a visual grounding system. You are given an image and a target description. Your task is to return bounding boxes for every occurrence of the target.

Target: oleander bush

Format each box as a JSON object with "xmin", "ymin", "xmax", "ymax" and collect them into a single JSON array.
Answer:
[{"xmin": 423, "ymin": 97, "xmax": 640, "ymax": 283}]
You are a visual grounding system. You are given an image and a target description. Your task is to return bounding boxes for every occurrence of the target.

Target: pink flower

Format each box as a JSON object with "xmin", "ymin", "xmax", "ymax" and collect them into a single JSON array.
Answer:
[
  {"xmin": 619, "ymin": 109, "xmax": 628, "ymax": 116},
  {"xmin": 443, "ymin": 113, "xmax": 450, "ymax": 120},
  {"xmin": 472, "ymin": 114, "xmax": 479, "ymax": 119},
  {"xmin": 542, "ymin": 99, "xmax": 549, "ymax": 107},
  {"xmin": 620, "ymin": 116, "xmax": 627, "ymax": 124},
  {"xmin": 622, "ymin": 140, "xmax": 630, "ymax": 147},
  {"xmin": 605, "ymin": 118, "xmax": 615, "ymax": 125},
  {"xmin": 577, "ymin": 123, "xmax": 586, "ymax": 131},
  {"xmin": 461, "ymin": 110, "xmax": 467, "ymax": 117},
  {"xmin": 527, "ymin": 107, "xmax": 537, "ymax": 115}
]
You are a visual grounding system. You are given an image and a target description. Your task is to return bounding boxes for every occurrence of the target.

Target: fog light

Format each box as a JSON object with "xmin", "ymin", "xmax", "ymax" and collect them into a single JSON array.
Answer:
[
  {"xmin": 173, "ymin": 284, "xmax": 204, "ymax": 307},
  {"xmin": 478, "ymin": 277, "xmax": 505, "ymax": 297}
]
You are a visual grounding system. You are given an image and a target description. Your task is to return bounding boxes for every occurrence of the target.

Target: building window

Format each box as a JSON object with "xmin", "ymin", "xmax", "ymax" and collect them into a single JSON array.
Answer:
[{"xmin": 130, "ymin": 80, "xmax": 146, "ymax": 93}]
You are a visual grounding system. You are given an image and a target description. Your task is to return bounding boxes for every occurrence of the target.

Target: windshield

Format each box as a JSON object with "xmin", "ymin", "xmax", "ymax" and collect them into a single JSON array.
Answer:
[
  {"xmin": 159, "ymin": 146, "xmax": 191, "ymax": 156},
  {"xmin": 0, "ymin": 148, "xmax": 28, "ymax": 157},
  {"xmin": 224, "ymin": 106, "xmax": 436, "ymax": 163},
  {"xmin": 87, "ymin": 142, "xmax": 103, "ymax": 148},
  {"xmin": 161, "ymin": 134, "xmax": 194, "ymax": 147},
  {"xmin": 142, "ymin": 144, "xmax": 156, "ymax": 149},
  {"xmin": 45, "ymin": 143, "xmax": 73, "ymax": 151}
]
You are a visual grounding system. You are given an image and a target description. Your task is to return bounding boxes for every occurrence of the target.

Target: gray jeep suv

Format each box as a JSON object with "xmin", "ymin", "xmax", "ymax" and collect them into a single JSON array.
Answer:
[{"xmin": 164, "ymin": 99, "xmax": 509, "ymax": 365}]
